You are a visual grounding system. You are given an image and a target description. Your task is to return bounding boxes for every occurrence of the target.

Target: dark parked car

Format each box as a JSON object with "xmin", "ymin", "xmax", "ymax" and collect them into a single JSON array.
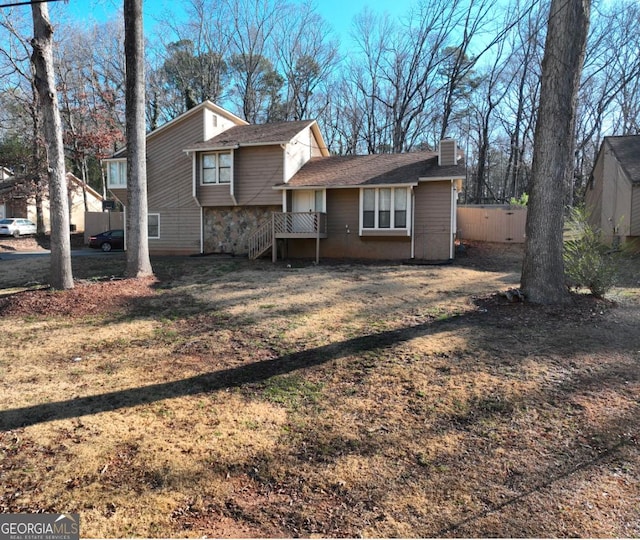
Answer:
[{"xmin": 88, "ymin": 229, "xmax": 125, "ymax": 252}]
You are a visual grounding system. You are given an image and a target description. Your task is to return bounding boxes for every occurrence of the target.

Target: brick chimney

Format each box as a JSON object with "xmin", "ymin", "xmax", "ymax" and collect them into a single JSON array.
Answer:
[{"xmin": 438, "ymin": 138, "xmax": 458, "ymax": 166}]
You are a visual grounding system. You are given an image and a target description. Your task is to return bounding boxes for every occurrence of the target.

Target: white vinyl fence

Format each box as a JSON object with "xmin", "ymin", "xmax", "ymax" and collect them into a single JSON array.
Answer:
[{"xmin": 457, "ymin": 205, "xmax": 527, "ymax": 243}]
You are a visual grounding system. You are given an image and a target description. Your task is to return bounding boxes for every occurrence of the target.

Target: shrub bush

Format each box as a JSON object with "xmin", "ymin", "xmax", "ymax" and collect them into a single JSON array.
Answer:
[{"xmin": 564, "ymin": 207, "xmax": 618, "ymax": 298}]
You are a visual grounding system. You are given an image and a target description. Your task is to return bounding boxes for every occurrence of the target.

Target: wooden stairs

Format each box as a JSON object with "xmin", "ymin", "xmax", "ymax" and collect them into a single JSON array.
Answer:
[{"xmin": 247, "ymin": 219, "xmax": 273, "ymax": 260}]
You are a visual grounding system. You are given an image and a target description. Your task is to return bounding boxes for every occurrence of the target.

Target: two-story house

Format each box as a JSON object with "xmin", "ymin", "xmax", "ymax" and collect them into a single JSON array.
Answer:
[{"xmin": 105, "ymin": 101, "xmax": 465, "ymax": 262}]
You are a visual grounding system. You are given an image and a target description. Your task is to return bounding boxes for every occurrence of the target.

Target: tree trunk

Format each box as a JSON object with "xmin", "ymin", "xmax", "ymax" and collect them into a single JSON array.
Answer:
[
  {"xmin": 521, "ymin": 0, "xmax": 590, "ymax": 304},
  {"xmin": 31, "ymin": 4, "xmax": 74, "ymax": 290},
  {"xmin": 124, "ymin": 0, "xmax": 153, "ymax": 278}
]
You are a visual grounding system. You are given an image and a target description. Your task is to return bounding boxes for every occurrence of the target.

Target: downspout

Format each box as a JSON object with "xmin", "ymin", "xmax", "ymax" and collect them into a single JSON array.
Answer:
[
  {"xmin": 280, "ymin": 143, "xmax": 288, "ymax": 183},
  {"xmin": 188, "ymin": 150, "xmax": 204, "ymax": 254},
  {"xmin": 230, "ymin": 148, "xmax": 238, "ymax": 206},
  {"xmin": 410, "ymin": 186, "xmax": 416, "ymax": 259},
  {"xmin": 123, "ymin": 206, "xmax": 127, "ymax": 252},
  {"xmin": 200, "ymin": 207, "xmax": 204, "ymax": 254},
  {"xmin": 450, "ymin": 181, "xmax": 457, "ymax": 259}
]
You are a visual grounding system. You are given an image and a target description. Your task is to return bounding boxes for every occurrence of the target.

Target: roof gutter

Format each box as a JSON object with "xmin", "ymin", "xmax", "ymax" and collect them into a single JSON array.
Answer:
[
  {"xmin": 273, "ymin": 182, "xmax": 420, "ymax": 191},
  {"xmin": 183, "ymin": 144, "xmax": 240, "ymax": 154}
]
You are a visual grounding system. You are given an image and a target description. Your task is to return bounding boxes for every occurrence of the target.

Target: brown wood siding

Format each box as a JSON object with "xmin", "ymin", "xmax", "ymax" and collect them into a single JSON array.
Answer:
[
  {"xmin": 592, "ymin": 146, "xmax": 634, "ymax": 241},
  {"xmin": 145, "ymin": 111, "xmax": 203, "ymax": 251},
  {"xmin": 414, "ymin": 181, "xmax": 453, "ymax": 260},
  {"xmin": 109, "ymin": 188, "xmax": 127, "ymax": 205},
  {"xmin": 631, "ymin": 186, "xmax": 640, "ymax": 236},
  {"xmin": 234, "ymin": 146, "xmax": 284, "ymax": 206},
  {"xmin": 439, "ymin": 140, "xmax": 457, "ymax": 166},
  {"xmin": 585, "ymin": 149, "xmax": 604, "ymax": 232},
  {"xmin": 194, "ymin": 150, "xmax": 236, "ymax": 206},
  {"xmin": 147, "ymin": 115, "xmax": 201, "ymax": 209},
  {"xmin": 147, "ymin": 206, "xmax": 201, "ymax": 255},
  {"xmin": 609, "ymin": 162, "xmax": 633, "ymax": 239},
  {"xmin": 197, "ymin": 183, "xmax": 235, "ymax": 206},
  {"xmin": 286, "ymin": 188, "xmax": 410, "ymax": 260}
]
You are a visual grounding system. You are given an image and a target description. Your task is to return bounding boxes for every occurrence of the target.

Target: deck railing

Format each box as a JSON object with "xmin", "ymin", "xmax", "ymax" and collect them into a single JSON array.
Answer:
[
  {"xmin": 273, "ymin": 212, "xmax": 327, "ymax": 236},
  {"xmin": 247, "ymin": 212, "xmax": 327, "ymax": 260},
  {"xmin": 247, "ymin": 219, "xmax": 273, "ymax": 260}
]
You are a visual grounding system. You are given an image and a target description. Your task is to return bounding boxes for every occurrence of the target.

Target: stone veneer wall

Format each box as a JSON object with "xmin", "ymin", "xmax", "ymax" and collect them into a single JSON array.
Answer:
[{"xmin": 203, "ymin": 206, "xmax": 280, "ymax": 255}]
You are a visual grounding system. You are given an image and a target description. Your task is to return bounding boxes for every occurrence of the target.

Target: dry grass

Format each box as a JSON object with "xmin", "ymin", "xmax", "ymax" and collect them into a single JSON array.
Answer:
[{"xmin": 0, "ymin": 244, "xmax": 639, "ymax": 538}]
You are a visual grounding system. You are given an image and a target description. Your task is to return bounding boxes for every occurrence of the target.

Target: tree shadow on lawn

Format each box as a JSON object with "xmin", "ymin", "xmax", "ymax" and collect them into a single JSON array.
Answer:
[
  {"xmin": 2, "ymin": 291, "xmax": 640, "ymax": 433},
  {"xmin": 2, "ymin": 287, "xmax": 639, "ymax": 537},
  {"xmin": 0, "ymin": 315, "xmax": 463, "ymax": 431}
]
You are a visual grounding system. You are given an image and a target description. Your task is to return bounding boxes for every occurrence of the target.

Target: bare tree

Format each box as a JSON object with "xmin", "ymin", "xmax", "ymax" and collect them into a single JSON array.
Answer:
[
  {"xmin": 438, "ymin": 0, "xmax": 496, "ymax": 141},
  {"xmin": 272, "ymin": 0, "xmax": 339, "ymax": 121},
  {"xmin": 499, "ymin": 1, "xmax": 545, "ymax": 202},
  {"xmin": 56, "ymin": 28, "xmax": 125, "ymax": 207},
  {"xmin": 150, "ymin": 0, "xmax": 232, "ymax": 123},
  {"xmin": 124, "ymin": 0, "xmax": 153, "ymax": 278},
  {"xmin": 225, "ymin": 0, "xmax": 283, "ymax": 122},
  {"xmin": 0, "ymin": 10, "xmax": 49, "ymax": 233},
  {"xmin": 521, "ymin": 0, "xmax": 591, "ymax": 304},
  {"xmin": 30, "ymin": 2, "xmax": 74, "ymax": 290},
  {"xmin": 573, "ymin": 0, "xmax": 640, "ymax": 203},
  {"xmin": 468, "ymin": 36, "xmax": 512, "ymax": 203}
]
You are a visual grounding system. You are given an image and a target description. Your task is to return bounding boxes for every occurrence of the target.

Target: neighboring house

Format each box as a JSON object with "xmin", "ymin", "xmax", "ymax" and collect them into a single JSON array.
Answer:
[
  {"xmin": 105, "ymin": 101, "xmax": 466, "ymax": 261},
  {"xmin": 0, "ymin": 166, "xmax": 26, "ymax": 220},
  {"xmin": 587, "ymin": 136, "xmax": 640, "ymax": 248},
  {"xmin": 0, "ymin": 171, "xmax": 104, "ymax": 231}
]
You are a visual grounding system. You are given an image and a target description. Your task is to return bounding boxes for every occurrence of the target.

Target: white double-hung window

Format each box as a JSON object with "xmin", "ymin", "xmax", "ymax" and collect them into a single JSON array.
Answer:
[
  {"xmin": 201, "ymin": 152, "xmax": 232, "ymax": 184},
  {"xmin": 107, "ymin": 160, "xmax": 127, "ymax": 188},
  {"xmin": 360, "ymin": 186, "xmax": 410, "ymax": 233}
]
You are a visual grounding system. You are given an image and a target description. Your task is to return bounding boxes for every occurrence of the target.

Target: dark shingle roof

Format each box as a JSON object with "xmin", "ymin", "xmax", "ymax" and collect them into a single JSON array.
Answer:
[
  {"xmin": 282, "ymin": 152, "xmax": 465, "ymax": 188},
  {"xmin": 187, "ymin": 120, "xmax": 317, "ymax": 151},
  {"xmin": 606, "ymin": 136, "xmax": 640, "ymax": 184}
]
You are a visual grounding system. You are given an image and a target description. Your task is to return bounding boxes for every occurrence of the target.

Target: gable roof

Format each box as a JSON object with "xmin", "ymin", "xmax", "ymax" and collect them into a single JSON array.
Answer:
[
  {"xmin": 278, "ymin": 151, "xmax": 465, "ymax": 189},
  {"xmin": 109, "ymin": 101, "xmax": 249, "ymax": 159},
  {"xmin": 184, "ymin": 119, "xmax": 330, "ymax": 156},
  {"xmin": 605, "ymin": 136, "xmax": 640, "ymax": 184},
  {"xmin": 0, "ymin": 172, "xmax": 103, "ymax": 201},
  {"xmin": 66, "ymin": 172, "xmax": 104, "ymax": 201}
]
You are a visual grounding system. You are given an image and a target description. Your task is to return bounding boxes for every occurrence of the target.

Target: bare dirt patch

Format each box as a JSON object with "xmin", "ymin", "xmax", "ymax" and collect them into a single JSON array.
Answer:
[{"xmin": 0, "ymin": 245, "xmax": 638, "ymax": 538}]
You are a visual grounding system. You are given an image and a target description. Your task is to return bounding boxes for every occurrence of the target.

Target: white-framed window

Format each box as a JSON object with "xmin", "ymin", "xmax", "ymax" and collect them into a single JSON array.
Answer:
[
  {"xmin": 360, "ymin": 187, "xmax": 411, "ymax": 231},
  {"xmin": 201, "ymin": 151, "xmax": 232, "ymax": 184},
  {"xmin": 107, "ymin": 160, "xmax": 127, "ymax": 188},
  {"xmin": 148, "ymin": 213, "xmax": 160, "ymax": 239}
]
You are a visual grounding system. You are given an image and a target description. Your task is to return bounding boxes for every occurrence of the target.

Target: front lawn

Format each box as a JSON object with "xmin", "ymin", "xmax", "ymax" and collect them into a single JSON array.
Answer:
[{"xmin": 0, "ymin": 246, "xmax": 638, "ymax": 537}]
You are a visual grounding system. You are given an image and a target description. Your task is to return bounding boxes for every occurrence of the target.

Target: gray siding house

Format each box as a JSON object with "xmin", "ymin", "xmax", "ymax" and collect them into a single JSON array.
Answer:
[{"xmin": 105, "ymin": 101, "xmax": 465, "ymax": 261}]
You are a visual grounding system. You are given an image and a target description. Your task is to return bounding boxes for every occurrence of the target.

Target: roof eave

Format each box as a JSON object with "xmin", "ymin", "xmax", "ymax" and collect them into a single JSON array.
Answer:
[
  {"xmin": 418, "ymin": 175, "xmax": 465, "ymax": 182},
  {"xmin": 309, "ymin": 122, "xmax": 330, "ymax": 157},
  {"xmin": 183, "ymin": 144, "xmax": 240, "ymax": 153},
  {"xmin": 274, "ymin": 181, "xmax": 420, "ymax": 190}
]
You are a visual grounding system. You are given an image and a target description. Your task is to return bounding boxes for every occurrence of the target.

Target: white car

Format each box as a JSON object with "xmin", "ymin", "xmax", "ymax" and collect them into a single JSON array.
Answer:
[{"xmin": 0, "ymin": 218, "xmax": 37, "ymax": 237}]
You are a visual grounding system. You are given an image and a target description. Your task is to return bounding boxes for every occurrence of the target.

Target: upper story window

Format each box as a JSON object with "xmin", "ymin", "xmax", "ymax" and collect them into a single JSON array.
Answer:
[
  {"xmin": 201, "ymin": 152, "xmax": 232, "ymax": 185},
  {"xmin": 361, "ymin": 187, "xmax": 410, "ymax": 230},
  {"xmin": 107, "ymin": 160, "xmax": 127, "ymax": 188}
]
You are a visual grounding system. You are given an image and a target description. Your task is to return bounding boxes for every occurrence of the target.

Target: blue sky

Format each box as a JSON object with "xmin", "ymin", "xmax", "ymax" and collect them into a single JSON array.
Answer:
[{"xmin": 52, "ymin": 0, "xmax": 417, "ymax": 47}]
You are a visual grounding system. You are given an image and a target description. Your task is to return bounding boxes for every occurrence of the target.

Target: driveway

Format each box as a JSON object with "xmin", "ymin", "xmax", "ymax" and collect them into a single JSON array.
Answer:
[{"xmin": 0, "ymin": 248, "xmax": 123, "ymax": 260}]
